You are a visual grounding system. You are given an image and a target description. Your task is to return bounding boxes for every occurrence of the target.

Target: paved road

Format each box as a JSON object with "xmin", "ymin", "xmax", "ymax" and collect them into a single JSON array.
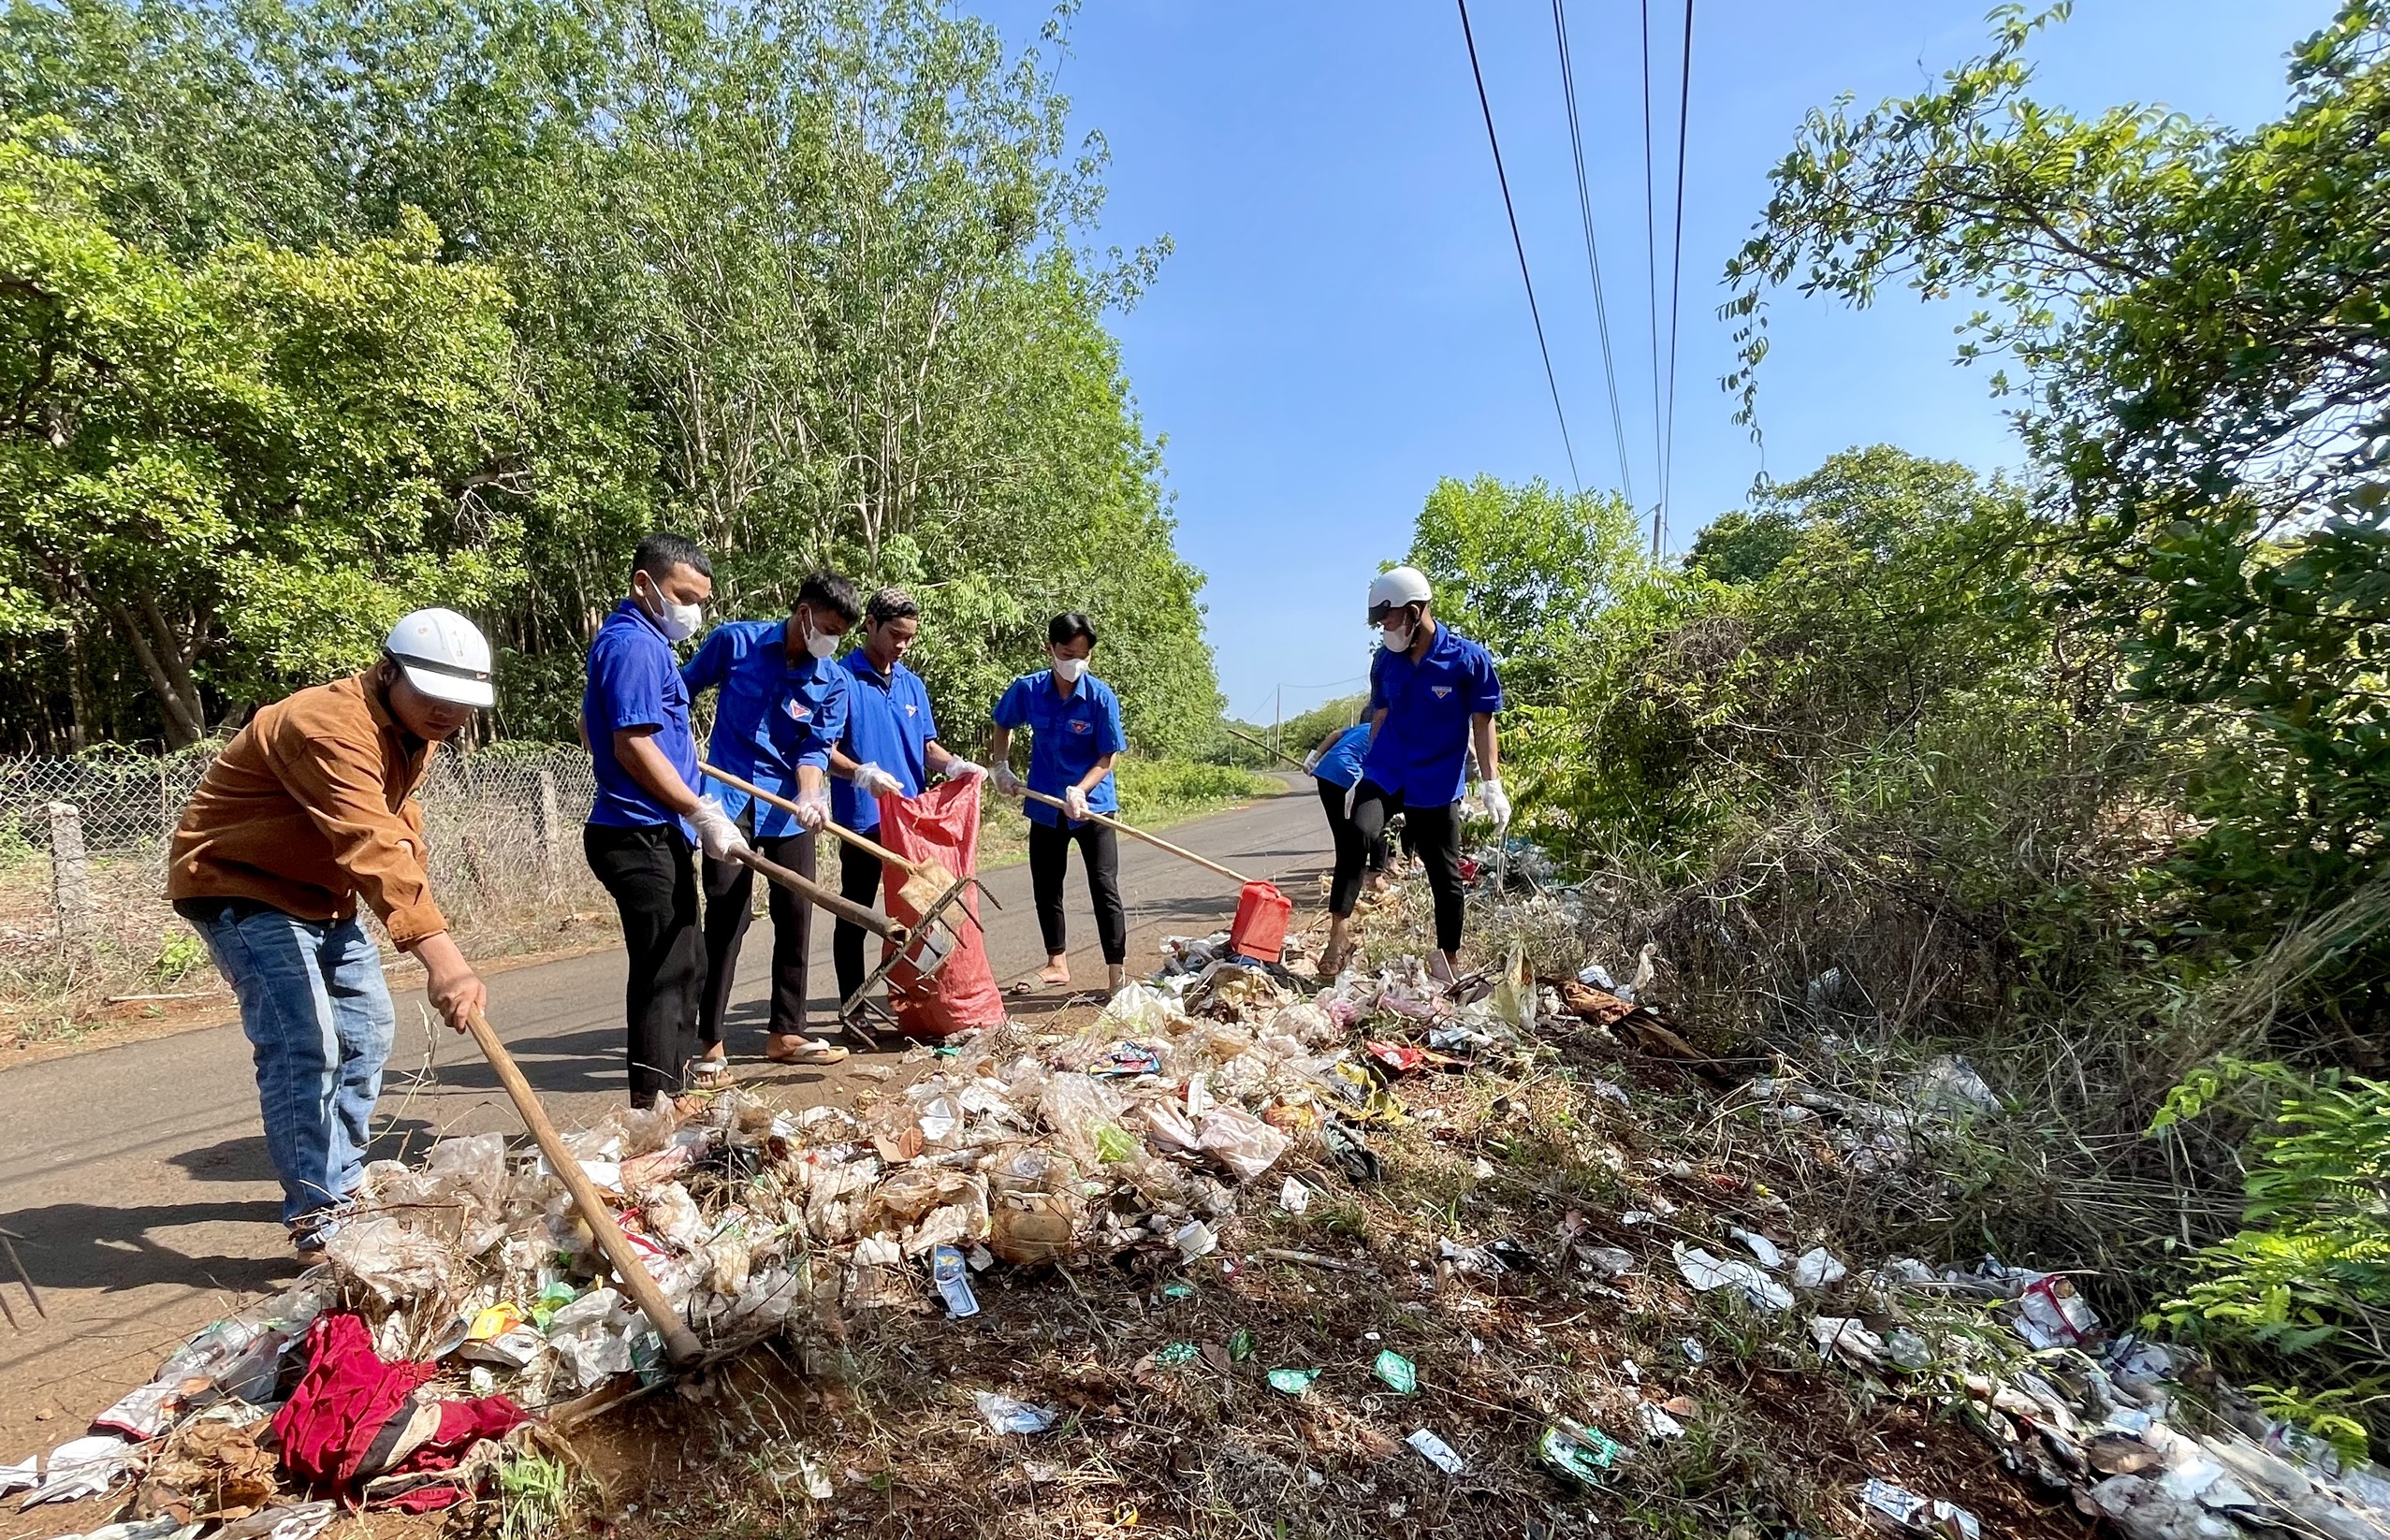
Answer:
[{"xmin": 0, "ymin": 779, "xmax": 1333, "ymax": 1456}]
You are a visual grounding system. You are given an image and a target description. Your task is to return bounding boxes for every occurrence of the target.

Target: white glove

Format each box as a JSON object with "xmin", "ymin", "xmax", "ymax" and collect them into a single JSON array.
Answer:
[
  {"xmin": 1479, "ymin": 778, "xmax": 1512, "ymax": 828},
  {"xmin": 1064, "ymin": 784, "xmax": 1091, "ymax": 821},
  {"xmin": 794, "ymin": 788, "xmax": 831, "ymax": 831},
  {"xmin": 854, "ymin": 763, "xmax": 905, "ymax": 798},
  {"xmin": 993, "ymin": 763, "xmax": 1024, "ymax": 796},
  {"xmin": 691, "ymin": 799, "xmax": 751, "ymax": 862},
  {"xmin": 1343, "ymin": 781, "xmax": 1360, "ymax": 820},
  {"xmin": 1302, "ymin": 749, "xmax": 1320, "ymax": 772},
  {"xmin": 941, "ymin": 758, "xmax": 987, "ymax": 780}
]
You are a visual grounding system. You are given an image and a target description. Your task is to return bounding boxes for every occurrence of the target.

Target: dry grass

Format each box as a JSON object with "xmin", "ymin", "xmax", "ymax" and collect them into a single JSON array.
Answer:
[{"xmin": 545, "ymin": 880, "xmax": 2090, "ymax": 1540}]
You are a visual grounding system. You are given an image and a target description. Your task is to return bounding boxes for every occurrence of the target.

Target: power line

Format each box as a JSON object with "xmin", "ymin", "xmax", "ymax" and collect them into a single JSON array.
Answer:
[
  {"xmin": 1659, "ymin": 0, "xmax": 1695, "ymax": 556},
  {"xmin": 1455, "ymin": 0, "xmax": 1582, "ymax": 493},
  {"xmin": 1638, "ymin": 0, "xmax": 1665, "ymax": 540},
  {"xmin": 1552, "ymin": 0, "xmax": 1633, "ymax": 508}
]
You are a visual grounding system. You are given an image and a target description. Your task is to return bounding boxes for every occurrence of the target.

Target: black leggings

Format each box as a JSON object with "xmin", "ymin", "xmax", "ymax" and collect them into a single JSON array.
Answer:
[
  {"xmin": 832, "ymin": 835, "xmax": 888, "ymax": 1005},
  {"xmin": 1333, "ymin": 781, "xmax": 1464, "ymax": 953},
  {"xmin": 1317, "ymin": 778, "xmax": 1389, "ymax": 881},
  {"xmin": 699, "ymin": 812, "xmax": 816, "ymax": 1040},
  {"xmin": 584, "ymin": 822, "xmax": 706, "ymax": 1105},
  {"xmin": 1028, "ymin": 818, "xmax": 1127, "ymax": 965}
]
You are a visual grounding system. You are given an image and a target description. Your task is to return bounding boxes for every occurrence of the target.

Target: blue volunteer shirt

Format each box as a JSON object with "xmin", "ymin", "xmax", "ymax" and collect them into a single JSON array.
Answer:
[
  {"xmin": 1362, "ymin": 622, "xmax": 1504, "ymax": 806},
  {"xmin": 585, "ymin": 599, "xmax": 698, "ymax": 837},
  {"xmin": 679, "ymin": 619, "xmax": 849, "ymax": 839},
  {"xmin": 993, "ymin": 670, "xmax": 1126, "ymax": 828},
  {"xmin": 1311, "ymin": 723, "xmax": 1373, "ymax": 791},
  {"xmin": 834, "ymin": 649, "xmax": 940, "ymax": 835}
]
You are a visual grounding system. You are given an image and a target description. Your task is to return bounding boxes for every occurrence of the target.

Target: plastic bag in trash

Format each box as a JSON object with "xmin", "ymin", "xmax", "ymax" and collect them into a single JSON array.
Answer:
[
  {"xmin": 545, "ymin": 1287, "xmax": 638, "ymax": 1389},
  {"xmin": 1857, "ymin": 1478, "xmax": 1981, "ymax": 1539},
  {"xmin": 1196, "ymin": 1107, "xmax": 1290, "ymax": 1182},
  {"xmin": 973, "ymin": 1391, "xmax": 1059, "ymax": 1435},
  {"xmin": 1037, "ymin": 1074, "xmax": 1129, "ymax": 1171},
  {"xmin": 1673, "ymin": 1243, "xmax": 1792, "ymax": 1311},
  {"xmin": 988, "ymin": 1151, "xmax": 1083, "ymax": 1266},
  {"xmin": 22, "ymin": 1432, "xmax": 136, "ymax": 1507}
]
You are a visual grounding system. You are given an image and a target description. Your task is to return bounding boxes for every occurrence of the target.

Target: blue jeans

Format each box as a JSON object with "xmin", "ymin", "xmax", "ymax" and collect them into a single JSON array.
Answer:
[{"xmin": 188, "ymin": 903, "xmax": 395, "ymax": 1235}]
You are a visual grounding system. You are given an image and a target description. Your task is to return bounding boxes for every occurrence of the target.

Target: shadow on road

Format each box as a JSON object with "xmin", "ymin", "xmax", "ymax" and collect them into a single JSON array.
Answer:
[{"xmin": 1, "ymin": 1200, "xmax": 299, "ymax": 1296}]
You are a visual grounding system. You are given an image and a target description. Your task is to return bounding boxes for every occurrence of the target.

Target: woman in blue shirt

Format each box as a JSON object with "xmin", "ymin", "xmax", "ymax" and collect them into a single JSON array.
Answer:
[
  {"xmin": 1305, "ymin": 721, "xmax": 1391, "ymax": 894},
  {"xmin": 988, "ymin": 613, "xmax": 1129, "ymax": 994},
  {"xmin": 680, "ymin": 571, "xmax": 858, "ymax": 1070}
]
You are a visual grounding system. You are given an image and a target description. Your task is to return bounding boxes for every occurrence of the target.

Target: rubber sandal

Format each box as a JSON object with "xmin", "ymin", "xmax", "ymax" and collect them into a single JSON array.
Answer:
[
  {"xmin": 688, "ymin": 1057, "xmax": 735, "ymax": 1087},
  {"xmin": 765, "ymin": 1037, "xmax": 850, "ymax": 1067}
]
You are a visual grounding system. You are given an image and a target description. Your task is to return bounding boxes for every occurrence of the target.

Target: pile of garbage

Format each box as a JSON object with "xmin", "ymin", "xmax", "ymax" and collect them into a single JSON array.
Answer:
[{"xmin": 5, "ymin": 932, "xmax": 1574, "ymax": 1535}]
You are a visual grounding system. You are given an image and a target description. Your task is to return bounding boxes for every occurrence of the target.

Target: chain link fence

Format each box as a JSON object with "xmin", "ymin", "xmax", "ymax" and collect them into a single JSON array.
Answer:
[{"xmin": 0, "ymin": 748, "xmax": 615, "ymax": 1013}]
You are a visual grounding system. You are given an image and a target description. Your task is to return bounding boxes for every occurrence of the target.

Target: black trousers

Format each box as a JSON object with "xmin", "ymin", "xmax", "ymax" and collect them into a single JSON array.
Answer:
[
  {"xmin": 699, "ymin": 811, "xmax": 816, "ymax": 1040},
  {"xmin": 1335, "ymin": 781, "xmax": 1464, "ymax": 953},
  {"xmin": 1027, "ymin": 818, "xmax": 1127, "ymax": 965},
  {"xmin": 832, "ymin": 836, "xmax": 887, "ymax": 1005},
  {"xmin": 1317, "ymin": 778, "xmax": 1389, "ymax": 880},
  {"xmin": 584, "ymin": 822, "xmax": 706, "ymax": 1105}
]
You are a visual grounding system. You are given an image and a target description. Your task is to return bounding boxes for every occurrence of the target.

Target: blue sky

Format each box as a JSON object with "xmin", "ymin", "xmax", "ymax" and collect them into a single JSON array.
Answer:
[{"xmin": 979, "ymin": 0, "xmax": 2330, "ymax": 723}]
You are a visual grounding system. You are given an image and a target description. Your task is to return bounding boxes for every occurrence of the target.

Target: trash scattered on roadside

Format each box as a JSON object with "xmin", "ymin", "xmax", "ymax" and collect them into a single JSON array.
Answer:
[
  {"xmin": 1674, "ymin": 1242, "xmax": 1793, "ymax": 1311},
  {"xmin": 1406, "ymin": 1429, "xmax": 1466, "ymax": 1475},
  {"xmin": 972, "ymin": 1392, "xmax": 1060, "ymax": 1435},
  {"xmin": 1857, "ymin": 1478, "xmax": 1981, "ymax": 1539},
  {"xmin": 933, "ymin": 1244, "xmax": 981, "ymax": 1318},
  {"xmin": 1792, "ymin": 1246, "xmax": 1848, "ymax": 1289},
  {"xmin": 1728, "ymin": 1227, "xmax": 1784, "ymax": 1270},
  {"xmin": 1635, "ymin": 1402, "xmax": 1686, "ymax": 1440},
  {"xmin": 1679, "ymin": 1337, "xmax": 1707, "ymax": 1365},
  {"xmin": 1230, "ymin": 1328, "xmax": 1256, "ymax": 1362},
  {"xmin": 1154, "ymin": 1343, "xmax": 1201, "ymax": 1368},
  {"xmin": 1537, "ymin": 1422, "xmax": 1625, "ymax": 1486},
  {"xmin": 1279, "ymin": 1175, "xmax": 1310, "ymax": 1215},
  {"xmin": 1374, "ymin": 1350, "xmax": 1418, "ymax": 1394},
  {"xmin": 1267, "ymin": 1368, "xmax": 1322, "ymax": 1396}
]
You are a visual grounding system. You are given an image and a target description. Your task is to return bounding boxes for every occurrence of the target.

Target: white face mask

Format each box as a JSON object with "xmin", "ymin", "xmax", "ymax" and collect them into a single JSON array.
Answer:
[
  {"xmin": 638, "ymin": 574, "xmax": 703, "ymax": 642},
  {"xmin": 801, "ymin": 612, "xmax": 838, "ymax": 661},
  {"xmin": 1379, "ymin": 620, "xmax": 1413, "ymax": 653},
  {"xmin": 1051, "ymin": 654, "xmax": 1089, "ymax": 684}
]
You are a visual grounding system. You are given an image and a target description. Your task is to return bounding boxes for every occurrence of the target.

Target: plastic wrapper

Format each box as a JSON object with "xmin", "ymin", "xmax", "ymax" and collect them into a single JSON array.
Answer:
[
  {"xmin": 545, "ymin": 1287, "xmax": 638, "ymax": 1390},
  {"xmin": 1037, "ymin": 1073, "xmax": 1129, "ymax": 1171},
  {"xmin": 1195, "ymin": 1107, "xmax": 1290, "ymax": 1182}
]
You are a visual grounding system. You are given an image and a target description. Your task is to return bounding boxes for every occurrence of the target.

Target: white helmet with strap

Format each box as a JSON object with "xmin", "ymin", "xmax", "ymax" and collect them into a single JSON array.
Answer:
[
  {"xmin": 1366, "ymin": 565, "xmax": 1433, "ymax": 624},
  {"xmin": 385, "ymin": 608, "xmax": 495, "ymax": 708}
]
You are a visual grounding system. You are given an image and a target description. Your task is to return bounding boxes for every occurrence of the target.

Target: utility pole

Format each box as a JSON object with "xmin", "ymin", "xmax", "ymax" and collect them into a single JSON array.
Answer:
[{"xmin": 1272, "ymin": 686, "xmax": 1283, "ymax": 762}]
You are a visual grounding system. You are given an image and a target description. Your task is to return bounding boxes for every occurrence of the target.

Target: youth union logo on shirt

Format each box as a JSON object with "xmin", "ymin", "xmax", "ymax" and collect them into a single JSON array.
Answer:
[
  {"xmin": 1431, "ymin": 685, "xmax": 1453, "ymax": 699},
  {"xmin": 905, "ymin": 704, "xmax": 918, "ymax": 717},
  {"xmin": 1067, "ymin": 719, "xmax": 1091, "ymax": 734},
  {"xmin": 784, "ymin": 700, "xmax": 812, "ymax": 721}
]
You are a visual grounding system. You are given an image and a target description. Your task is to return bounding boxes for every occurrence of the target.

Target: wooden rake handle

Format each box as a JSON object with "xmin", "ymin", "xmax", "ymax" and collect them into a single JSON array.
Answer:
[
  {"xmin": 1015, "ymin": 787, "xmax": 1251, "ymax": 885},
  {"xmin": 698, "ymin": 761, "xmax": 921, "ymax": 877},
  {"xmin": 460, "ymin": 1010, "xmax": 704, "ymax": 1366}
]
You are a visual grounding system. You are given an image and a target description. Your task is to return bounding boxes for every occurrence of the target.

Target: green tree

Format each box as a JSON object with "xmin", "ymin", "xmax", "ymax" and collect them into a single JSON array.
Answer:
[
  {"xmin": 1726, "ymin": 1, "xmax": 2390, "ymax": 974},
  {"xmin": 0, "ymin": 118, "xmax": 543, "ymax": 743}
]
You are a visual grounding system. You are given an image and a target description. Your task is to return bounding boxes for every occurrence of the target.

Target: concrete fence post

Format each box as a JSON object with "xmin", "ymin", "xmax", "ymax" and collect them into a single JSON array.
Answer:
[
  {"xmin": 46, "ymin": 800, "xmax": 93, "ymax": 945},
  {"xmin": 534, "ymin": 769, "xmax": 565, "ymax": 895}
]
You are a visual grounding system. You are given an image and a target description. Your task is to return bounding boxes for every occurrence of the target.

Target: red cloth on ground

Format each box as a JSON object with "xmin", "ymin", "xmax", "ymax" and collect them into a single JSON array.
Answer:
[
  {"xmin": 272, "ymin": 1314, "xmax": 436, "ymax": 1490},
  {"xmin": 875, "ymin": 777, "xmax": 1005, "ymax": 1038},
  {"xmin": 271, "ymin": 1312, "xmax": 528, "ymax": 1509}
]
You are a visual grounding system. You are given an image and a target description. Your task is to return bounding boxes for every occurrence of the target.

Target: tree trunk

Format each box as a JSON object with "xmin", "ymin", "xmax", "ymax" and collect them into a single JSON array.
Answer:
[{"xmin": 105, "ymin": 596, "xmax": 207, "ymax": 747}]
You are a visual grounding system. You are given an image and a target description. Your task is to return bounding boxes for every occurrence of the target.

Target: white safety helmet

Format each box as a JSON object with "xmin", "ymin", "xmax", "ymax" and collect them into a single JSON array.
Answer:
[
  {"xmin": 1366, "ymin": 565, "xmax": 1434, "ymax": 624},
  {"xmin": 385, "ymin": 607, "xmax": 495, "ymax": 708}
]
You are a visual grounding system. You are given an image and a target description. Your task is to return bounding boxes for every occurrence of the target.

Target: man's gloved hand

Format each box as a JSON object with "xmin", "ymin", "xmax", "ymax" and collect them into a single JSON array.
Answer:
[
  {"xmin": 993, "ymin": 763, "xmax": 1024, "ymax": 796},
  {"xmin": 692, "ymin": 798, "xmax": 751, "ymax": 861},
  {"xmin": 1064, "ymin": 784, "xmax": 1091, "ymax": 821},
  {"xmin": 1479, "ymin": 777, "xmax": 1512, "ymax": 828},
  {"xmin": 1302, "ymin": 748, "xmax": 1321, "ymax": 772},
  {"xmin": 794, "ymin": 788, "xmax": 832, "ymax": 831},
  {"xmin": 941, "ymin": 758, "xmax": 987, "ymax": 780},
  {"xmin": 854, "ymin": 763, "xmax": 905, "ymax": 798}
]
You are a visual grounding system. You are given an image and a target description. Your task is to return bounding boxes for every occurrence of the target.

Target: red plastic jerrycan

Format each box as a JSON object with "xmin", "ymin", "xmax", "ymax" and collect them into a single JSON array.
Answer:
[{"xmin": 1230, "ymin": 880, "xmax": 1293, "ymax": 963}]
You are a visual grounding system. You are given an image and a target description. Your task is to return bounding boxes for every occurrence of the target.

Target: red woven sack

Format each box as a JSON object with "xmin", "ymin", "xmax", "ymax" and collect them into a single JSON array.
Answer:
[{"xmin": 873, "ymin": 777, "xmax": 1005, "ymax": 1039}]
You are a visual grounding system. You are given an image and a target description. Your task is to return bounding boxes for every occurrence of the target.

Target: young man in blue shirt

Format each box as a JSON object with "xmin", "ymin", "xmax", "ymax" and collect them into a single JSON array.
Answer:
[
  {"xmin": 681, "ymin": 571, "xmax": 859, "ymax": 1069},
  {"xmin": 1322, "ymin": 566, "xmax": 1510, "ymax": 982},
  {"xmin": 581, "ymin": 532, "xmax": 751, "ymax": 1105},
  {"xmin": 1305, "ymin": 719, "xmax": 1391, "ymax": 894},
  {"xmin": 988, "ymin": 612, "xmax": 1129, "ymax": 993},
  {"xmin": 826, "ymin": 588, "xmax": 987, "ymax": 1014}
]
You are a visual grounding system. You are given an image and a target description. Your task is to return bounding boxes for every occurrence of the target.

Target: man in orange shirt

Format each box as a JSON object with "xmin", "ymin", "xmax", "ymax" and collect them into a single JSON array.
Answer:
[{"xmin": 168, "ymin": 609, "xmax": 493, "ymax": 1260}]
